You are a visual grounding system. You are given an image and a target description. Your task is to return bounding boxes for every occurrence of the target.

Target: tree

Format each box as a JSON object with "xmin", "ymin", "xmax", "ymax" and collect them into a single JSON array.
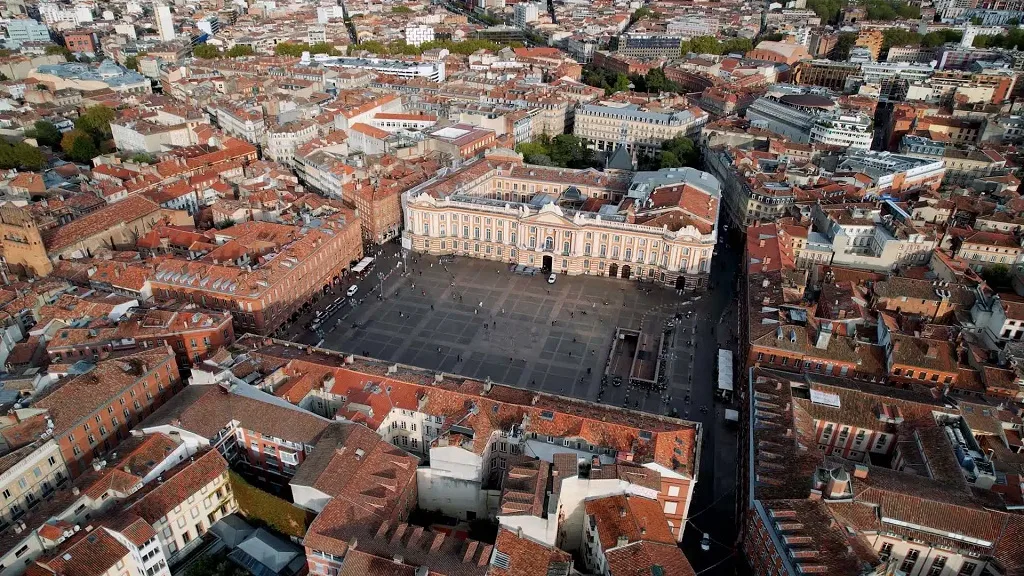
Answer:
[
  {"xmin": 30, "ymin": 120, "xmax": 62, "ymax": 148},
  {"xmin": 660, "ymin": 136, "xmax": 699, "ymax": 168},
  {"xmin": 225, "ymin": 45, "xmax": 255, "ymax": 58},
  {"xmin": 392, "ymin": 5, "xmax": 413, "ymax": 12},
  {"xmin": 45, "ymin": 45, "xmax": 73, "ymax": 61},
  {"xmin": 129, "ymin": 152, "xmax": 155, "ymax": 164},
  {"xmin": 806, "ymin": 0, "xmax": 846, "ymax": 23},
  {"xmin": 75, "ymin": 106, "xmax": 114, "ymax": 142},
  {"xmin": 882, "ymin": 28, "xmax": 922, "ymax": 50},
  {"xmin": 982, "ymin": 264, "xmax": 1012, "ymax": 288},
  {"xmin": 1008, "ymin": 17, "xmax": 1020, "ymax": 25},
  {"xmin": 629, "ymin": 6, "xmax": 653, "ymax": 26},
  {"xmin": 0, "ymin": 141, "xmax": 45, "ymax": 170},
  {"xmin": 62, "ymin": 130, "xmax": 98, "ymax": 163},
  {"xmin": 124, "ymin": 55, "xmax": 139, "ymax": 71},
  {"xmin": 721, "ymin": 37, "xmax": 753, "ymax": 54},
  {"xmin": 830, "ymin": 31, "xmax": 858, "ymax": 60},
  {"xmin": 609, "ymin": 72, "xmax": 630, "ymax": 95},
  {"xmin": 689, "ymin": 36, "xmax": 722, "ymax": 55},
  {"xmin": 192, "ymin": 44, "xmax": 221, "ymax": 59}
]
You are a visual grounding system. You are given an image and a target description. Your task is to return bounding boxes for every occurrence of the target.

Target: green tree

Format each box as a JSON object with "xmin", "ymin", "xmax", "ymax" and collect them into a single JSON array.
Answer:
[
  {"xmin": 830, "ymin": 31, "xmax": 858, "ymax": 60},
  {"xmin": 1008, "ymin": 17, "xmax": 1020, "ymax": 25},
  {"xmin": 192, "ymin": 44, "xmax": 220, "ymax": 58},
  {"xmin": 0, "ymin": 141, "xmax": 45, "ymax": 170},
  {"xmin": 63, "ymin": 131, "xmax": 99, "ymax": 163},
  {"xmin": 225, "ymin": 45, "xmax": 255, "ymax": 57},
  {"xmin": 609, "ymin": 72, "xmax": 630, "ymax": 95},
  {"xmin": 915, "ymin": 29, "xmax": 962, "ymax": 48},
  {"xmin": 982, "ymin": 264, "xmax": 1012, "ymax": 288},
  {"xmin": 806, "ymin": 0, "xmax": 846, "ymax": 23},
  {"xmin": 882, "ymin": 28, "xmax": 922, "ymax": 50},
  {"xmin": 129, "ymin": 152, "xmax": 155, "ymax": 164},
  {"xmin": 75, "ymin": 106, "xmax": 115, "ymax": 142},
  {"xmin": 721, "ymin": 37, "xmax": 753, "ymax": 54},
  {"xmin": 660, "ymin": 136, "xmax": 699, "ymax": 167},
  {"xmin": 45, "ymin": 45, "xmax": 74, "ymax": 61},
  {"xmin": 30, "ymin": 120, "xmax": 62, "ymax": 148},
  {"xmin": 690, "ymin": 36, "xmax": 722, "ymax": 55},
  {"xmin": 351, "ymin": 40, "xmax": 387, "ymax": 55},
  {"xmin": 392, "ymin": 5, "xmax": 413, "ymax": 12},
  {"xmin": 629, "ymin": 6, "xmax": 653, "ymax": 26},
  {"xmin": 124, "ymin": 55, "xmax": 139, "ymax": 71}
]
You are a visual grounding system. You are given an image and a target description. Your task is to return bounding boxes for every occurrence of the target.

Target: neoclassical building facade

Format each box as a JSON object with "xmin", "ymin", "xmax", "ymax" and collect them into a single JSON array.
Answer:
[{"xmin": 401, "ymin": 152, "xmax": 722, "ymax": 289}]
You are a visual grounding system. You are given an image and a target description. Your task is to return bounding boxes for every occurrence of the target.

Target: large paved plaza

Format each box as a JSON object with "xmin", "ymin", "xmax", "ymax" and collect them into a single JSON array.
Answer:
[{"xmin": 314, "ymin": 249, "xmax": 692, "ymax": 413}]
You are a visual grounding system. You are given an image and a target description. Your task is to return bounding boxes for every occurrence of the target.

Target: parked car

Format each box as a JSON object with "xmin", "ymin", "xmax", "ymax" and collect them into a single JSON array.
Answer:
[
  {"xmin": 346, "ymin": 285, "xmax": 359, "ymax": 297},
  {"xmin": 700, "ymin": 533, "xmax": 710, "ymax": 552},
  {"xmin": 547, "ymin": 273, "xmax": 557, "ymax": 284}
]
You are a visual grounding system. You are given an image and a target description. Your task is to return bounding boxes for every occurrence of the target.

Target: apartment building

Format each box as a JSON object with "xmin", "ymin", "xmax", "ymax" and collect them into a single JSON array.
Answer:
[
  {"xmin": 140, "ymin": 366, "xmax": 332, "ymax": 486},
  {"xmin": 150, "ymin": 208, "xmax": 362, "ymax": 336},
  {"xmin": 402, "ymin": 153, "xmax": 723, "ymax": 289},
  {"xmin": 616, "ymin": 33, "xmax": 683, "ymax": 59},
  {"xmin": 808, "ymin": 112, "xmax": 873, "ymax": 150},
  {"xmin": 264, "ymin": 120, "xmax": 318, "ymax": 166},
  {"xmin": 573, "ymin": 102, "xmax": 708, "ymax": 156},
  {"xmin": 238, "ymin": 338, "xmax": 702, "ymax": 546},
  {"xmin": 45, "ymin": 308, "xmax": 235, "ymax": 368},
  {"xmin": 0, "ymin": 433, "xmax": 194, "ymax": 576},
  {"xmin": 33, "ymin": 348, "xmax": 182, "ymax": 476},
  {"xmin": 706, "ymin": 147, "xmax": 795, "ymax": 227},
  {"xmin": 745, "ymin": 368, "xmax": 1024, "ymax": 576},
  {"xmin": 308, "ymin": 56, "xmax": 446, "ymax": 82},
  {"xmin": 0, "ymin": 441, "xmax": 67, "ymax": 531},
  {"xmin": 582, "ymin": 494, "xmax": 691, "ymax": 576},
  {"xmin": 813, "ymin": 204, "xmax": 937, "ymax": 272},
  {"xmin": 213, "ymin": 106, "xmax": 266, "ymax": 144},
  {"xmin": 125, "ymin": 449, "xmax": 234, "ymax": 564}
]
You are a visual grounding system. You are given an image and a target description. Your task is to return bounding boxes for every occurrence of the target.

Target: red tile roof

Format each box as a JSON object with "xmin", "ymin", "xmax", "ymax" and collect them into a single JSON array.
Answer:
[{"xmin": 126, "ymin": 449, "xmax": 228, "ymax": 522}]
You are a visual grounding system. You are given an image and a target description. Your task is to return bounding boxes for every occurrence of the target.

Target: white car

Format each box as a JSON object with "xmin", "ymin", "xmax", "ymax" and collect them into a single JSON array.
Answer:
[
  {"xmin": 346, "ymin": 285, "xmax": 359, "ymax": 297},
  {"xmin": 700, "ymin": 533, "xmax": 710, "ymax": 552},
  {"xmin": 547, "ymin": 273, "xmax": 556, "ymax": 284}
]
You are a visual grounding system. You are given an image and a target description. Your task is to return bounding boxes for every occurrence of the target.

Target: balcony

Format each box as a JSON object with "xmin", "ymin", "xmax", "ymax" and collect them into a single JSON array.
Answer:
[{"xmin": 280, "ymin": 450, "xmax": 299, "ymax": 465}]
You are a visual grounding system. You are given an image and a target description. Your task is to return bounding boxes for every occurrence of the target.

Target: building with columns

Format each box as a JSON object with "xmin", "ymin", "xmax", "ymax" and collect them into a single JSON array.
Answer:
[{"xmin": 401, "ymin": 151, "xmax": 722, "ymax": 289}]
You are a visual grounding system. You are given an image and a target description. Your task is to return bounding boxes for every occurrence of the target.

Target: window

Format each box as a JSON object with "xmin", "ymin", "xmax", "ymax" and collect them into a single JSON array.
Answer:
[
  {"xmin": 2, "ymin": 489, "xmax": 9, "ymax": 500},
  {"xmin": 900, "ymin": 549, "xmax": 920, "ymax": 572},
  {"xmin": 668, "ymin": 485, "xmax": 680, "ymax": 497},
  {"xmin": 958, "ymin": 561, "xmax": 978, "ymax": 576},
  {"xmin": 927, "ymin": 556, "xmax": 947, "ymax": 576},
  {"xmin": 664, "ymin": 501, "xmax": 677, "ymax": 514},
  {"xmin": 879, "ymin": 542, "xmax": 892, "ymax": 560}
]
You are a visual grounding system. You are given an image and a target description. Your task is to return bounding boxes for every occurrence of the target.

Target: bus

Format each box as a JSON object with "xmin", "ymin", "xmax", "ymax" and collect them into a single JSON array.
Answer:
[
  {"xmin": 351, "ymin": 256, "xmax": 375, "ymax": 276},
  {"xmin": 717, "ymin": 349, "xmax": 733, "ymax": 402}
]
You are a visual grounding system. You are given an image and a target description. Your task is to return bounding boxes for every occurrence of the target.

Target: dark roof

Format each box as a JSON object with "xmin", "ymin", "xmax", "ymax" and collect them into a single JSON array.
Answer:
[{"xmin": 779, "ymin": 93, "xmax": 834, "ymax": 108}]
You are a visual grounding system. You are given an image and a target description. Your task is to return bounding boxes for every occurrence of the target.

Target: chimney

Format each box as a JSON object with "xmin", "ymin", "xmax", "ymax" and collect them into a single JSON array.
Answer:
[
  {"xmin": 616, "ymin": 535, "xmax": 629, "ymax": 548},
  {"xmin": 619, "ymin": 507, "xmax": 627, "ymax": 518},
  {"xmin": 853, "ymin": 464, "xmax": 868, "ymax": 479},
  {"xmin": 826, "ymin": 467, "xmax": 850, "ymax": 499}
]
